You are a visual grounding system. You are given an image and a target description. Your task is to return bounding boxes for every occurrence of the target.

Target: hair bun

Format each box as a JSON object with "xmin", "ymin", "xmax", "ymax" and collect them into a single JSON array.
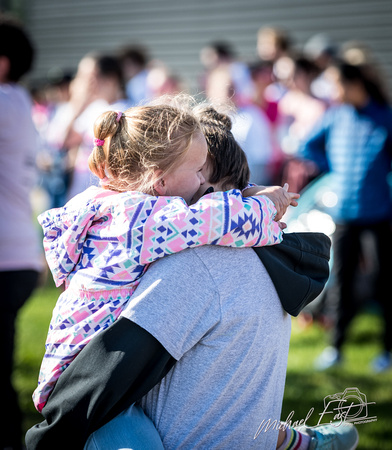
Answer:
[{"xmin": 195, "ymin": 105, "xmax": 232, "ymax": 131}]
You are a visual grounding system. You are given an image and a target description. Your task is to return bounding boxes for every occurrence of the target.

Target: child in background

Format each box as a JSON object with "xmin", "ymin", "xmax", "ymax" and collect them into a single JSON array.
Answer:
[{"xmin": 34, "ymin": 101, "xmax": 298, "ymax": 412}]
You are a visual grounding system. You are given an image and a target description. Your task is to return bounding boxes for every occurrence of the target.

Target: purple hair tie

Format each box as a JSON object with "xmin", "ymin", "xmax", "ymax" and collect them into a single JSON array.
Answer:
[
  {"xmin": 116, "ymin": 111, "xmax": 123, "ymax": 122},
  {"xmin": 94, "ymin": 138, "xmax": 105, "ymax": 147}
]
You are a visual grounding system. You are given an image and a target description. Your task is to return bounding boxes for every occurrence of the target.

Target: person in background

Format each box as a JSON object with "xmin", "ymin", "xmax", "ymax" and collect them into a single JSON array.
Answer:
[
  {"xmin": 256, "ymin": 26, "xmax": 295, "ymax": 104},
  {"xmin": 118, "ymin": 44, "xmax": 151, "ymax": 106},
  {"xmin": 299, "ymin": 60, "xmax": 392, "ymax": 372},
  {"xmin": 199, "ymin": 40, "xmax": 254, "ymax": 103},
  {"xmin": 205, "ymin": 61, "xmax": 274, "ymax": 186},
  {"xmin": 249, "ymin": 60, "xmax": 283, "ymax": 184},
  {"xmin": 64, "ymin": 52, "xmax": 131, "ymax": 199},
  {"xmin": 278, "ymin": 56, "xmax": 327, "ymax": 192},
  {"xmin": 35, "ymin": 69, "xmax": 74, "ymax": 208},
  {"xmin": 199, "ymin": 41, "xmax": 234, "ymax": 93},
  {"xmin": 279, "ymin": 57, "xmax": 326, "ymax": 155},
  {"xmin": 303, "ymin": 33, "xmax": 337, "ymax": 105},
  {"xmin": 146, "ymin": 62, "xmax": 184, "ymax": 98},
  {"xmin": 257, "ymin": 26, "xmax": 292, "ymax": 65},
  {"xmin": 339, "ymin": 40, "xmax": 391, "ymax": 111},
  {"xmin": 0, "ymin": 13, "xmax": 44, "ymax": 450},
  {"xmin": 249, "ymin": 60, "xmax": 279, "ymax": 127}
]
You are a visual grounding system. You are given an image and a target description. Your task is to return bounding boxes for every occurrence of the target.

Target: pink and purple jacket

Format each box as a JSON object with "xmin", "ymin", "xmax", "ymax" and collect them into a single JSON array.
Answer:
[{"xmin": 33, "ymin": 185, "xmax": 281, "ymax": 412}]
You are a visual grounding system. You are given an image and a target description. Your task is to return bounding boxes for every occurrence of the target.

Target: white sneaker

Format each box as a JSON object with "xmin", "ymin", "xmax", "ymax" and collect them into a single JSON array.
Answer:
[{"xmin": 314, "ymin": 346, "xmax": 341, "ymax": 371}]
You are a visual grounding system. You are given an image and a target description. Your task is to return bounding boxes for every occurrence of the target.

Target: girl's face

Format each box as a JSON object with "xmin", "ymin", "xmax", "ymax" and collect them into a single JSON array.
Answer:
[
  {"xmin": 191, "ymin": 157, "xmax": 215, "ymax": 203},
  {"xmin": 156, "ymin": 131, "xmax": 208, "ymax": 204}
]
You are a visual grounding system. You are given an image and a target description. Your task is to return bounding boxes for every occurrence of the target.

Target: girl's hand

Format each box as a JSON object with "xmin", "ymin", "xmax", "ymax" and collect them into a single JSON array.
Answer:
[{"xmin": 243, "ymin": 183, "xmax": 300, "ymax": 221}]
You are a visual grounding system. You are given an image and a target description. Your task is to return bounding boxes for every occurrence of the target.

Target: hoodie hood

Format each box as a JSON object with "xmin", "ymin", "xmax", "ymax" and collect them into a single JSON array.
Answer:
[{"xmin": 37, "ymin": 187, "xmax": 110, "ymax": 287}]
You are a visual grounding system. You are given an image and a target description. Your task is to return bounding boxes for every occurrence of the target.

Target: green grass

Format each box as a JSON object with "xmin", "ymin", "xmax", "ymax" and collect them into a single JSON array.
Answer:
[
  {"xmin": 15, "ymin": 280, "xmax": 392, "ymax": 448},
  {"xmin": 283, "ymin": 315, "xmax": 392, "ymax": 449},
  {"xmin": 14, "ymin": 279, "xmax": 59, "ymax": 438}
]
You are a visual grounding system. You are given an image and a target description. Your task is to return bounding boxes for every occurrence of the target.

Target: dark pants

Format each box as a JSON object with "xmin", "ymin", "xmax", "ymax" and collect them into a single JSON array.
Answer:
[
  {"xmin": 327, "ymin": 221, "xmax": 392, "ymax": 352},
  {"xmin": 0, "ymin": 270, "xmax": 39, "ymax": 450}
]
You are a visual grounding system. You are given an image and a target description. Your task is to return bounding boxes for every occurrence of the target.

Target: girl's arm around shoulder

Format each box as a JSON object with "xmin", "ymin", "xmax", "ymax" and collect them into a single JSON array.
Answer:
[{"xmin": 138, "ymin": 190, "xmax": 285, "ymax": 266}]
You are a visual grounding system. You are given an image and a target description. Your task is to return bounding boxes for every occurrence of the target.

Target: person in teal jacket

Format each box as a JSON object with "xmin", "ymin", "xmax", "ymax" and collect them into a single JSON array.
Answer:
[{"xmin": 300, "ymin": 61, "xmax": 392, "ymax": 372}]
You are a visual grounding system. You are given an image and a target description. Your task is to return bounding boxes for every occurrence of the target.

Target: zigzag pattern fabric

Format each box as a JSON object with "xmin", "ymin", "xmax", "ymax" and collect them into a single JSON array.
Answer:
[{"xmin": 33, "ymin": 186, "xmax": 281, "ymax": 412}]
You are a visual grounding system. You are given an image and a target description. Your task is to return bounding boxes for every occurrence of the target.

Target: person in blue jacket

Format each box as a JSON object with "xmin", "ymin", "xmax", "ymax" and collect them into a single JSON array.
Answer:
[{"xmin": 300, "ymin": 60, "xmax": 392, "ymax": 372}]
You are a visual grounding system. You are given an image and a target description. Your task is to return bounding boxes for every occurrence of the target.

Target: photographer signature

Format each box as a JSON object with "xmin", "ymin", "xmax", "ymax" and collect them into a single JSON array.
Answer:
[{"xmin": 254, "ymin": 387, "xmax": 377, "ymax": 440}]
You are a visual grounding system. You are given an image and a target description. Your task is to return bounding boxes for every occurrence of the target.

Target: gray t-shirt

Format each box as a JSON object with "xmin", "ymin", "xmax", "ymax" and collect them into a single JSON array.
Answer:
[{"xmin": 121, "ymin": 245, "xmax": 291, "ymax": 449}]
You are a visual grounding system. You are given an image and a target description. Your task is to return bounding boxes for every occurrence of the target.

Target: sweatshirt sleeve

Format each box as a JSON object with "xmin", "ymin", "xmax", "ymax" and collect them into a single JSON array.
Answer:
[
  {"xmin": 137, "ymin": 189, "xmax": 282, "ymax": 265},
  {"xmin": 37, "ymin": 204, "xmax": 99, "ymax": 287}
]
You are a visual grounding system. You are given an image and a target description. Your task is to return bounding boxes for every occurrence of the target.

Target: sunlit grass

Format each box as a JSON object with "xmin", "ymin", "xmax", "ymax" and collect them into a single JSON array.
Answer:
[{"xmin": 283, "ymin": 313, "xmax": 392, "ymax": 449}]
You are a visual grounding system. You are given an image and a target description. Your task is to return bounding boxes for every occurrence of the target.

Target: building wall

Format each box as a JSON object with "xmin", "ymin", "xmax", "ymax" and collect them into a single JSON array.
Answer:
[{"xmin": 24, "ymin": 0, "xmax": 392, "ymax": 93}]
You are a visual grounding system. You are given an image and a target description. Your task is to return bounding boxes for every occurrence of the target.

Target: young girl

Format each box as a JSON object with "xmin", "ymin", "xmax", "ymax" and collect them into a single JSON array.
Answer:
[{"xmin": 33, "ymin": 102, "xmax": 294, "ymax": 412}]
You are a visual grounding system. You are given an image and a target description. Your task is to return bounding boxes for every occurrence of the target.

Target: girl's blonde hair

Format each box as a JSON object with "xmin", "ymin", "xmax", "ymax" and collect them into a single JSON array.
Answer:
[{"xmin": 89, "ymin": 100, "xmax": 201, "ymax": 193}]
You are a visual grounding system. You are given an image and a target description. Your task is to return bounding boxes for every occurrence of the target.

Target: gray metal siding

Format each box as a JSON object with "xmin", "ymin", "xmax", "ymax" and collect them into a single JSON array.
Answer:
[{"xmin": 25, "ymin": 0, "xmax": 392, "ymax": 93}]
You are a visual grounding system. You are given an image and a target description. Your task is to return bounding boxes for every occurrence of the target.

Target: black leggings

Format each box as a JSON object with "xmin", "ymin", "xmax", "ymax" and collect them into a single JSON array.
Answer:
[
  {"xmin": 0, "ymin": 270, "xmax": 40, "ymax": 450},
  {"xmin": 327, "ymin": 221, "xmax": 392, "ymax": 351}
]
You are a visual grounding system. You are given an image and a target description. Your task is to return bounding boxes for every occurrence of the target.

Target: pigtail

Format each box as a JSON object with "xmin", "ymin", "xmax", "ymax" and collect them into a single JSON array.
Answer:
[{"xmin": 88, "ymin": 110, "xmax": 123, "ymax": 181}]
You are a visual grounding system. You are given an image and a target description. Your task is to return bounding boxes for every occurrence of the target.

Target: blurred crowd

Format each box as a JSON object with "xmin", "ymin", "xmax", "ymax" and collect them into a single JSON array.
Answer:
[{"xmin": 30, "ymin": 27, "xmax": 391, "ymax": 206}]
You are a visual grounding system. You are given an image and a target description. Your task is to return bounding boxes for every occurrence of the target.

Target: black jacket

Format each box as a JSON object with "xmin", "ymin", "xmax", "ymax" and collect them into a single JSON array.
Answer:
[
  {"xmin": 26, "ymin": 232, "xmax": 330, "ymax": 450},
  {"xmin": 255, "ymin": 231, "xmax": 331, "ymax": 316}
]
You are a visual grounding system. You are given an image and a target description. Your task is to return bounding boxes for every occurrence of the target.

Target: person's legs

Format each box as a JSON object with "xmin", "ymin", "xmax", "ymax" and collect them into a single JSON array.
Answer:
[
  {"xmin": 84, "ymin": 403, "xmax": 164, "ymax": 450},
  {"xmin": 0, "ymin": 270, "xmax": 39, "ymax": 450},
  {"xmin": 369, "ymin": 221, "xmax": 392, "ymax": 371},
  {"xmin": 330, "ymin": 224, "xmax": 362, "ymax": 350},
  {"xmin": 315, "ymin": 224, "xmax": 361, "ymax": 369}
]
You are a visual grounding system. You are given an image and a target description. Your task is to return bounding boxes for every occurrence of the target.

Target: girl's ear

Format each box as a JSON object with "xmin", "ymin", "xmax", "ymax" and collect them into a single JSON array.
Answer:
[{"xmin": 153, "ymin": 170, "xmax": 166, "ymax": 196}]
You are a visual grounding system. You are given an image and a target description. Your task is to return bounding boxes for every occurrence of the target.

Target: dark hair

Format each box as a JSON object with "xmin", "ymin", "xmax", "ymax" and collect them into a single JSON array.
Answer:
[
  {"xmin": 208, "ymin": 41, "xmax": 235, "ymax": 59},
  {"xmin": 84, "ymin": 52, "xmax": 125, "ymax": 94},
  {"xmin": 194, "ymin": 105, "xmax": 250, "ymax": 190},
  {"xmin": 0, "ymin": 13, "xmax": 35, "ymax": 81},
  {"xmin": 95, "ymin": 54, "xmax": 123, "ymax": 84},
  {"xmin": 334, "ymin": 60, "xmax": 390, "ymax": 106},
  {"xmin": 293, "ymin": 56, "xmax": 320, "ymax": 78},
  {"xmin": 248, "ymin": 60, "xmax": 274, "ymax": 76},
  {"xmin": 118, "ymin": 45, "xmax": 149, "ymax": 67}
]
